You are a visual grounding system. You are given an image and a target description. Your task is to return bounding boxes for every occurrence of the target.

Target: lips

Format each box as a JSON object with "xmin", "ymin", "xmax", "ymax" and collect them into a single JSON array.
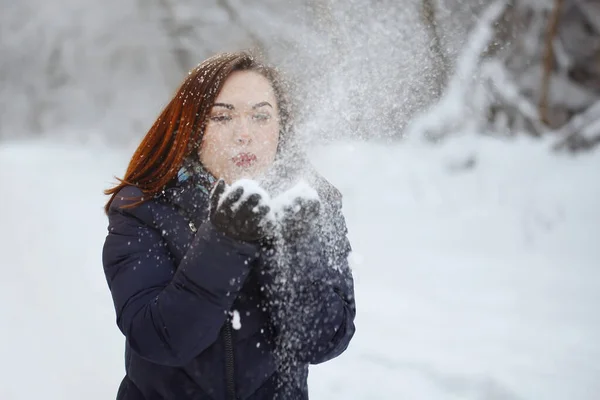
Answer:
[{"xmin": 233, "ymin": 153, "xmax": 257, "ymax": 168}]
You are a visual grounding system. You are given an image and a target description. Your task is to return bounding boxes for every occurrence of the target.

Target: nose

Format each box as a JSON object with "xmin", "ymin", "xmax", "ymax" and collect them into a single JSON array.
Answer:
[{"xmin": 234, "ymin": 117, "xmax": 251, "ymax": 145}]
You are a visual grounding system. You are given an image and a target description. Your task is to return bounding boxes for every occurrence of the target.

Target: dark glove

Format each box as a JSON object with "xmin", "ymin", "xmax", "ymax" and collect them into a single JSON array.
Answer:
[
  {"xmin": 279, "ymin": 196, "xmax": 321, "ymax": 242},
  {"xmin": 209, "ymin": 179, "xmax": 271, "ymax": 242}
]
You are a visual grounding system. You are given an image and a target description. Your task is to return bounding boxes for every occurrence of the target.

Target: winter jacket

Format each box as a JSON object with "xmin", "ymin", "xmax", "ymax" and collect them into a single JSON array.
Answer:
[{"xmin": 101, "ymin": 171, "xmax": 356, "ymax": 400}]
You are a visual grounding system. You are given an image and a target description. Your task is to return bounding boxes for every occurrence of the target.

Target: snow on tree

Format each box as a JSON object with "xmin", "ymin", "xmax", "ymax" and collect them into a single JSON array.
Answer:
[{"xmin": 407, "ymin": 0, "xmax": 600, "ymax": 152}]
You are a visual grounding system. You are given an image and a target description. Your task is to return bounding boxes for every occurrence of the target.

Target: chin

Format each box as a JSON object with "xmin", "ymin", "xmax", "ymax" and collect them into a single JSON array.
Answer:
[
  {"xmin": 230, "ymin": 165, "xmax": 266, "ymax": 181},
  {"xmin": 228, "ymin": 170, "xmax": 255, "ymax": 183}
]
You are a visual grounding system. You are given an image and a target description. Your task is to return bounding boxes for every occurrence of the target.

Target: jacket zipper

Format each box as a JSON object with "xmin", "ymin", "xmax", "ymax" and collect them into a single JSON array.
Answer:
[
  {"xmin": 223, "ymin": 321, "xmax": 236, "ymax": 400},
  {"xmin": 181, "ymin": 212, "xmax": 236, "ymax": 398}
]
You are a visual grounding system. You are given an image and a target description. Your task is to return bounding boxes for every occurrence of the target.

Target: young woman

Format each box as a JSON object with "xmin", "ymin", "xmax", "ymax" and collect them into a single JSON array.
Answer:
[{"xmin": 102, "ymin": 51, "xmax": 356, "ymax": 400}]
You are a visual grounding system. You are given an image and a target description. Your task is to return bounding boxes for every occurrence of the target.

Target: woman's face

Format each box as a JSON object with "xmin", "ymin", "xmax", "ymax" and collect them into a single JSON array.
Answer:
[{"xmin": 199, "ymin": 70, "xmax": 280, "ymax": 184}]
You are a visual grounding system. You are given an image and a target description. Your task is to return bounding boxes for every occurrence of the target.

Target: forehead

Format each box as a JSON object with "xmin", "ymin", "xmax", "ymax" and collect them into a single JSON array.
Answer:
[{"xmin": 215, "ymin": 70, "xmax": 277, "ymax": 104}]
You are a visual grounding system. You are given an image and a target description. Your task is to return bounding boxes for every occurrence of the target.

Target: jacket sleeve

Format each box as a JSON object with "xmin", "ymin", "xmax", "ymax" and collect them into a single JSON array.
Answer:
[
  {"xmin": 102, "ymin": 188, "xmax": 258, "ymax": 367},
  {"xmin": 261, "ymin": 198, "xmax": 356, "ymax": 365}
]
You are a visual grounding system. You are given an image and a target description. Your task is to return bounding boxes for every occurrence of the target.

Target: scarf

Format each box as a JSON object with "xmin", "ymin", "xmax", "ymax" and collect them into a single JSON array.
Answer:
[
  {"xmin": 175, "ymin": 153, "xmax": 311, "ymax": 200},
  {"xmin": 176, "ymin": 158, "xmax": 218, "ymax": 195}
]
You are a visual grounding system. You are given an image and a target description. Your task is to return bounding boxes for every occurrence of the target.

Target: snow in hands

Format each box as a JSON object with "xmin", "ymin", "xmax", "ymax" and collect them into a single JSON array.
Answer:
[
  {"xmin": 270, "ymin": 180, "xmax": 319, "ymax": 217},
  {"xmin": 218, "ymin": 179, "xmax": 271, "ymax": 212},
  {"xmin": 217, "ymin": 178, "xmax": 321, "ymax": 228}
]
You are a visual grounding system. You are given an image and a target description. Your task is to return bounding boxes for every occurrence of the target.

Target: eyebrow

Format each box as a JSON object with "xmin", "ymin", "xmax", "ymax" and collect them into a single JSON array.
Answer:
[
  {"xmin": 252, "ymin": 102, "xmax": 273, "ymax": 109},
  {"xmin": 212, "ymin": 103, "xmax": 234, "ymax": 110},
  {"xmin": 211, "ymin": 102, "xmax": 273, "ymax": 111}
]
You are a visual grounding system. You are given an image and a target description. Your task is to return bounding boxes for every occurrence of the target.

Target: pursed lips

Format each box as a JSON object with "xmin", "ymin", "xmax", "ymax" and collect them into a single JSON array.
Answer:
[{"xmin": 232, "ymin": 152, "xmax": 257, "ymax": 167}]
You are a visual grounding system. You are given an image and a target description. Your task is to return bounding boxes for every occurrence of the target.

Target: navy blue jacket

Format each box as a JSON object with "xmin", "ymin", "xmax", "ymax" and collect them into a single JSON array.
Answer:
[{"xmin": 102, "ymin": 172, "xmax": 356, "ymax": 399}]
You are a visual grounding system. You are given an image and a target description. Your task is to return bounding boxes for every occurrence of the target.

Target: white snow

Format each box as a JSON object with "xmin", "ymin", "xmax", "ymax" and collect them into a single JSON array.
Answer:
[
  {"xmin": 218, "ymin": 178, "xmax": 271, "ymax": 211},
  {"xmin": 231, "ymin": 310, "xmax": 242, "ymax": 331},
  {"xmin": 1, "ymin": 134, "xmax": 599, "ymax": 399},
  {"xmin": 221, "ymin": 177, "xmax": 320, "ymax": 223},
  {"xmin": 269, "ymin": 180, "xmax": 320, "ymax": 215}
]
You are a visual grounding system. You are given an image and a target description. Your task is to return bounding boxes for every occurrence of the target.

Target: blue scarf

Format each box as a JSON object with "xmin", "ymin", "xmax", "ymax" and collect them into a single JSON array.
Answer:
[{"xmin": 176, "ymin": 159, "xmax": 217, "ymax": 196}]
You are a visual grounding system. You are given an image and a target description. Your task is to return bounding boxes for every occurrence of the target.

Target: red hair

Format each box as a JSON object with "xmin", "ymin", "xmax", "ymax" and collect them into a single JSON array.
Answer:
[{"xmin": 104, "ymin": 51, "xmax": 292, "ymax": 213}]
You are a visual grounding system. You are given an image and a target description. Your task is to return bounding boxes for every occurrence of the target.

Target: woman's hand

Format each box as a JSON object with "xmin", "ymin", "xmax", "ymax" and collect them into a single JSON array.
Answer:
[
  {"xmin": 279, "ymin": 196, "xmax": 321, "ymax": 241},
  {"xmin": 209, "ymin": 179, "xmax": 271, "ymax": 242}
]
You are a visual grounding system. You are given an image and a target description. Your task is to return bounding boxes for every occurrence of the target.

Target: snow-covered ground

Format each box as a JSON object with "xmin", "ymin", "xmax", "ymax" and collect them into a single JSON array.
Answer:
[{"xmin": 1, "ymin": 135, "xmax": 599, "ymax": 399}]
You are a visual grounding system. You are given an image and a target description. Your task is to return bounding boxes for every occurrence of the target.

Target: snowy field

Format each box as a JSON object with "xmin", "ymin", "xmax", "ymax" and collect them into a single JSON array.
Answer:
[{"xmin": 1, "ymin": 135, "xmax": 599, "ymax": 399}]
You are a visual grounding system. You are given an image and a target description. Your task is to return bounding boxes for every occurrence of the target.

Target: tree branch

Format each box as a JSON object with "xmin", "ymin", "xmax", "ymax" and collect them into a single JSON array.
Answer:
[
  {"xmin": 539, "ymin": 0, "xmax": 565, "ymax": 126},
  {"xmin": 421, "ymin": 0, "xmax": 451, "ymax": 98}
]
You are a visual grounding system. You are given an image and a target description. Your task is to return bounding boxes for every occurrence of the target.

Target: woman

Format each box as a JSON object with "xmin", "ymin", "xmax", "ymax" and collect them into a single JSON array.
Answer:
[{"xmin": 102, "ymin": 51, "xmax": 356, "ymax": 400}]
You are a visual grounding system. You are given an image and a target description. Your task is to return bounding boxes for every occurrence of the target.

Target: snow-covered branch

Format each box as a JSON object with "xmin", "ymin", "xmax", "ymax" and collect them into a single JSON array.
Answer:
[
  {"xmin": 404, "ymin": 0, "xmax": 509, "ymax": 140},
  {"xmin": 405, "ymin": 0, "xmax": 600, "ymax": 152}
]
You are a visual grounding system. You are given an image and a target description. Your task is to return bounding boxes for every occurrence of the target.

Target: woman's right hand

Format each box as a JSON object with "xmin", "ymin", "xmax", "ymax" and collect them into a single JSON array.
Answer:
[{"xmin": 209, "ymin": 179, "xmax": 271, "ymax": 242}]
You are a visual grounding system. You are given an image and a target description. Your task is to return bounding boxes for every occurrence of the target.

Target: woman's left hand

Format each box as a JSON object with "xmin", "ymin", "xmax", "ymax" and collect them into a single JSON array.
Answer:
[{"xmin": 278, "ymin": 196, "xmax": 321, "ymax": 241}]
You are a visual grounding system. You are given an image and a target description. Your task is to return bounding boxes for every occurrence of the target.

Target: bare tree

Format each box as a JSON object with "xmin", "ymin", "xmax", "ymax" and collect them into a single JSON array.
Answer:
[
  {"xmin": 406, "ymin": 0, "xmax": 600, "ymax": 152},
  {"xmin": 421, "ymin": 0, "xmax": 451, "ymax": 97}
]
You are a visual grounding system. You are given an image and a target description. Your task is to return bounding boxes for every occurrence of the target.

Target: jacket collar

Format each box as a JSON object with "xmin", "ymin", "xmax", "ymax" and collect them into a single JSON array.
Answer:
[{"xmin": 161, "ymin": 177, "xmax": 210, "ymax": 230}]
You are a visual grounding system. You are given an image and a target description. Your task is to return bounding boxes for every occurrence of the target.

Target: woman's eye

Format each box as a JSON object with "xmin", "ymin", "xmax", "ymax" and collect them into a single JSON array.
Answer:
[
  {"xmin": 253, "ymin": 113, "xmax": 270, "ymax": 122},
  {"xmin": 210, "ymin": 115, "xmax": 231, "ymax": 123}
]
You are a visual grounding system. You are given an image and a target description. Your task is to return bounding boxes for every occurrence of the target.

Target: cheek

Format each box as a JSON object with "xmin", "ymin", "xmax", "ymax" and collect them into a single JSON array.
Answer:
[
  {"xmin": 258, "ymin": 135, "xmax": 279, "ymax": 162},
  {"xmin": 260, "ymin": 126, "xmax": 280, "ymax": 150},
  {"xmin": 200, "ymin": 129, "xmax": 226, "ymax": 163}
]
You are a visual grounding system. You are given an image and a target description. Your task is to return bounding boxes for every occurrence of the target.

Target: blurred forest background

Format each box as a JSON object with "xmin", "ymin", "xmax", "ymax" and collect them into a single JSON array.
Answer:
[{"xmin": 1, "ymin": 0, "xmax": 599, "ymax": 150}]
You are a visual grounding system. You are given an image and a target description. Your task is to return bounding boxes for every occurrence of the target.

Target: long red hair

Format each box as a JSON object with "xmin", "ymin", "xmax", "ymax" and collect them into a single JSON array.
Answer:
[{"xmin": 104, "ymin": 51, "xmax": 293, "ymax": 213}]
